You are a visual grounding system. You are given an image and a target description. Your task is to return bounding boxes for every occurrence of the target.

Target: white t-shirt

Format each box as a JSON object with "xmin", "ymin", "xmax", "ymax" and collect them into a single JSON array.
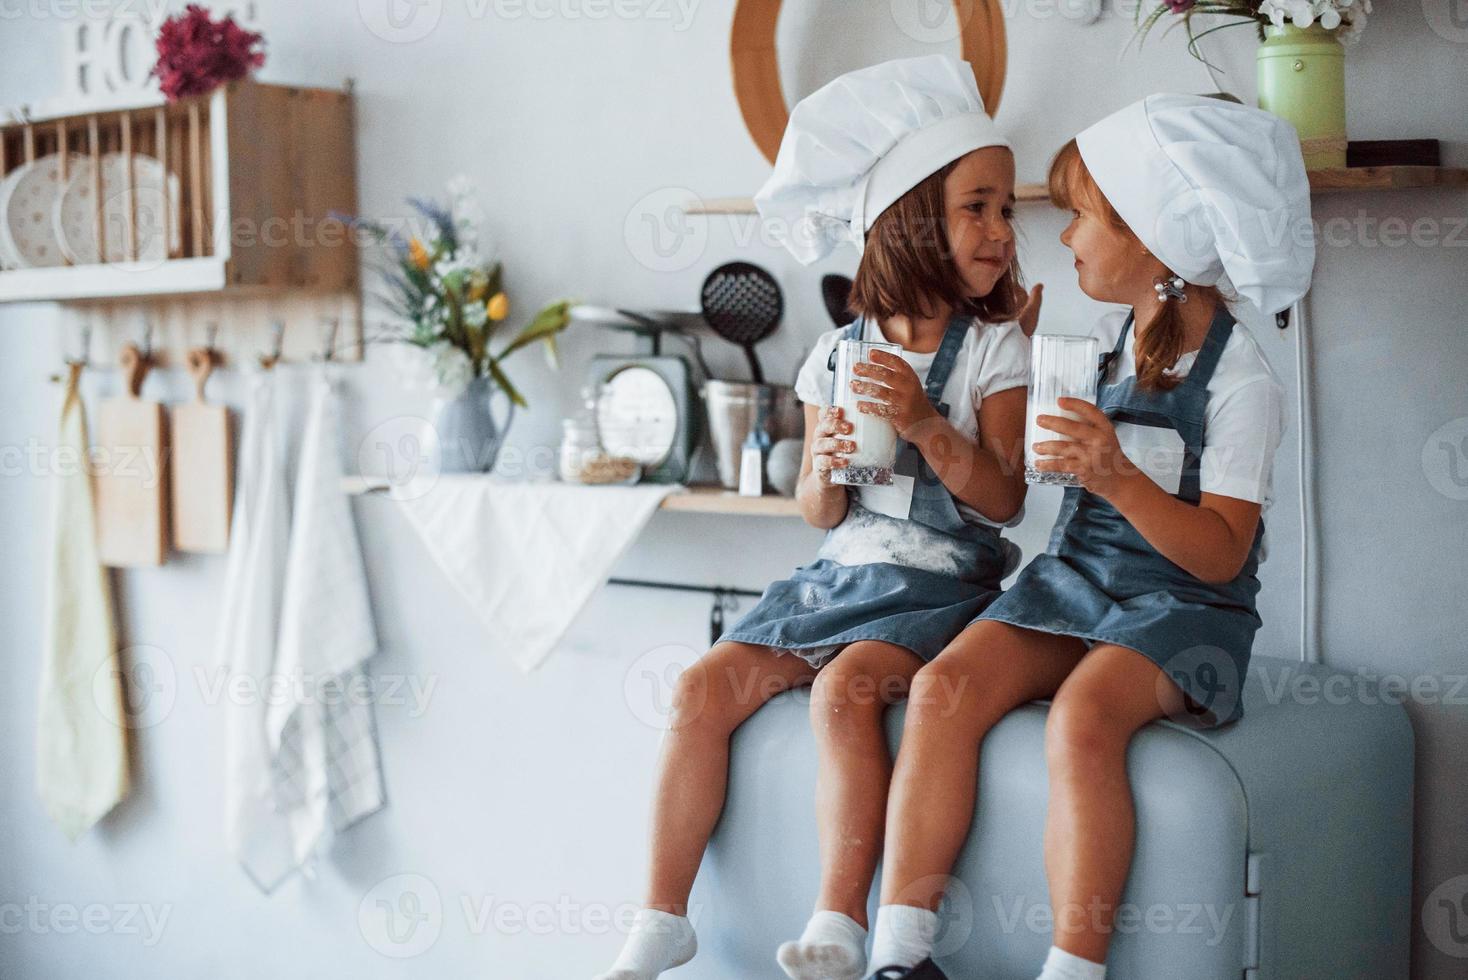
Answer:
[
  {"xmin": 1091, "ymin": 308, "xmax": 1287, "ymax": 558},
  {"xmin": 792, "ymin": 316, "xmax": 1030, "ymax": 577}
]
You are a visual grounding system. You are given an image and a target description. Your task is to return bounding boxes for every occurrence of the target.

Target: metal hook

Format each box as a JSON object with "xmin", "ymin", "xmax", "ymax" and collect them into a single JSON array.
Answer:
[
  {"xmin": 68, "ymin": 322, "xmax": 92, "ymax": 367},
  {"xmin": 318, "ymin": 317, "xmax": 340, "ymax": 362},
  {"xmin": 204, "ymin": 321, "xmax": 220, "ymax": 352},
  {"xmin": 138, "ymin": 317, "xmax": 154, "ymax": 359},
  {"xmin": 260, "ymin": 319, "xmax": 285, "ymax": 369}
]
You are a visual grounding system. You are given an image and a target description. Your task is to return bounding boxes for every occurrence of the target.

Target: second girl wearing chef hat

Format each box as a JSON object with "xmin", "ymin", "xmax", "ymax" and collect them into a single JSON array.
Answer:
[
  {"xmin": 593, "ymin": 54, "xmax": 1038, "ymax": 980},
  {"xmin": 865, "ymin": 96, "xmax": 1315, "ymax": 980}
]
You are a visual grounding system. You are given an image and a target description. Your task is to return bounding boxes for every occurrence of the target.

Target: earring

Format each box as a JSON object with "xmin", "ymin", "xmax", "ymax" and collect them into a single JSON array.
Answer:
[{"xmin": 1154, "ymin": 273, "xmax": 1188, "ymax": 303}]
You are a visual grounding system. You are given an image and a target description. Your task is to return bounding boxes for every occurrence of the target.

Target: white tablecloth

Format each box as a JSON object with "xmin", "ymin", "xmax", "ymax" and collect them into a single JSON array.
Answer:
[{"xmin": 391, "ymin": 477, "xmax": 679, "ymax": 671}]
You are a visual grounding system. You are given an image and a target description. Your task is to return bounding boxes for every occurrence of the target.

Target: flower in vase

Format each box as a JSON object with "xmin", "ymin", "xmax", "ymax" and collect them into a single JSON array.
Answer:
[
  {"xmin": 1259, "ymin": 0, "xmax": 1370, "ymax": 39},
  {"xmin": 429, "ymin": 341, "xmax": 475, "ymax": 398},
  {"xmin": 487, "ymin": 292, "xmax": 509, "ymax": 322}
]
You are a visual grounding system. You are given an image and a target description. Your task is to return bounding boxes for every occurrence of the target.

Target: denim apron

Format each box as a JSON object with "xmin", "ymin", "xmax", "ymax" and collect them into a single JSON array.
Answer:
[
  {"xmin": 716, "ymin": 314, "xmax": 1008, "ymax": 666},
  {"xmin": 977, "ymin": 304, "xmax": 1264, "ymax": 727}
]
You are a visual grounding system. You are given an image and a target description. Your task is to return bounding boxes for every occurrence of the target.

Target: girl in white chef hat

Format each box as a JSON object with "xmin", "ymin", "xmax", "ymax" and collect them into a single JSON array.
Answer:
[
  {"xmin": 865, "ymin": 96, "xmax": 1314, "ymax": 980},
  {"xmin": 594, "ymin": 54, "xmax": 1040, "ymax": 980}
]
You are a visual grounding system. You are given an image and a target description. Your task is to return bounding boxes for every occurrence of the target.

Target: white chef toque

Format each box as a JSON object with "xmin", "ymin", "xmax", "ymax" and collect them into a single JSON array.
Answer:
[
  {"xmin": 1074, "ymin": 93, "xmax": 1316, "ymax": 316},
  {"xmin": 753, "ymin": 54, "xmax": 1011, "ymax": 266}
]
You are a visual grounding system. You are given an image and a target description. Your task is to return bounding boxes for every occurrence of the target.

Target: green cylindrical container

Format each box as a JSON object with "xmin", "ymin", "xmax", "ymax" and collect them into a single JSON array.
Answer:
[{"xmin": 1257, "ymin": 23, "xmax": 1346, "ymax": 170}]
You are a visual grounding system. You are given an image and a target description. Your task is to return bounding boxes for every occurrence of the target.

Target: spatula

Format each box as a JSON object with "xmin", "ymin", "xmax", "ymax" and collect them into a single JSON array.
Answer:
[{"xmin": 700, "ymin": 261, "xmax": 782, "ymax": 384}]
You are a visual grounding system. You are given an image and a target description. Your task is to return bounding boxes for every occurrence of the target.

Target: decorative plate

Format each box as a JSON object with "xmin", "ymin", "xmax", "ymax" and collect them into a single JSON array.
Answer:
[{"xmin": 55, "ymin": 152, "xmax": 182, "ymax": 266}]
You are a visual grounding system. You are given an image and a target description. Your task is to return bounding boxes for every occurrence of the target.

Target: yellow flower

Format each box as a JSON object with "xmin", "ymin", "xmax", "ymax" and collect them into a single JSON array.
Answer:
[
  {"xmin": 408, "ymin": 237, "xmax": 430, "ymax": 271},
  {"xmin": 467, "ymin": 279, "xmax": 487, "ymax": 302},
  {"xmin": 486, "ymin": 292, "xmax": 509, "ymax": 321}
]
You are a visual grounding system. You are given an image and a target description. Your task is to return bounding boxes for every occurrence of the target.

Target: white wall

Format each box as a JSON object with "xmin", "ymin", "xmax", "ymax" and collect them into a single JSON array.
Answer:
[{"xmin": 2, "ymin": 3, "xmax": 1465, "ymax": 978}]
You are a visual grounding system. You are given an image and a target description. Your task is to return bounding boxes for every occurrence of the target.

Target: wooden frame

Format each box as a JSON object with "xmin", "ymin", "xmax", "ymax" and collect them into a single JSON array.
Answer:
[{"xmin": 731, "ymin": 0, "xmax": 1008, "ymax": 165}]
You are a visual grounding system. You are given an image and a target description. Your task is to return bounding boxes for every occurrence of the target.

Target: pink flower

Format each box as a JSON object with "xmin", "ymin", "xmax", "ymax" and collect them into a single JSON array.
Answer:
[
  {"xmin": 1164, "ymin": 0, "xmax": 1196, "ymax": 11},
  {"xmin": 150, "ymin": 5, "xmax": 265, "ymax": 102}
]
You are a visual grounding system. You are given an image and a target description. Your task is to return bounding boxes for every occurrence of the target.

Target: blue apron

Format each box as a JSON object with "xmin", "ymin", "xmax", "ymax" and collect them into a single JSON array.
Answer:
[
  {"xmin": 977, "ymin": 304, "xmax": 1264, "ymax": 727},
  {"xmin": 716, "ymin": 314, "xmax": 1008, "ymax": 665}
]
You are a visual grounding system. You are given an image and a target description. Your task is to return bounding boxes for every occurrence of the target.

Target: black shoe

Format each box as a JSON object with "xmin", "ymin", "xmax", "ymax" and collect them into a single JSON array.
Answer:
[{"xmin": 867, "ymin": 958, "xmax": 948, "ymax": 980}]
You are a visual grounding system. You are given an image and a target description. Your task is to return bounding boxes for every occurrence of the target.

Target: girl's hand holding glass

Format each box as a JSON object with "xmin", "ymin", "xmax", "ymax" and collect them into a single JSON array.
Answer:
[
  {"xmin": 849, "ymin": 349, "xmax": 940, "ymax": 440},
  {"xmin": 810, "ymin": 405, "xmax": 855, "ymax": 485},
  {"xmin": 1031, "ymin": 397, "xmax": 1142, "ymax": 499}
]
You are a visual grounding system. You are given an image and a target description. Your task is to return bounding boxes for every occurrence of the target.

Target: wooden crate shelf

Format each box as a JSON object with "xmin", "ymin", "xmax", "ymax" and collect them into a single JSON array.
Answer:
[
  {"xmin": 1, "ymin": 79, "xmax": 362, "ymax": 368},
  {"xmin": 0, "ymin": 79, "xmax": 358, "ymax": 303},
  {"xmin": 682, "ymin": 166, "xmax": 1468, "ymax": 215}
]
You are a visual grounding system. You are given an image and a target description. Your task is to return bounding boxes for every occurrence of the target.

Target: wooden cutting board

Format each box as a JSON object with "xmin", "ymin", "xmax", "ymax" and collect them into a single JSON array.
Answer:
[
  {"xmin": 95, "ymin": 343, "xmax": 169, "ymax": 566},
  {"xmin": 170, "ymin": 347, "xmax": 233, "ymax": 553}
]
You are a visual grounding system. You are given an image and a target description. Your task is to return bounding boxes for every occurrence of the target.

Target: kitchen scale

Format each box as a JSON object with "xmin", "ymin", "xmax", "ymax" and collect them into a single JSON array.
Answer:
[{"xmin": 570, "ymin": 305, "xmax": 711, "ymax": 484}]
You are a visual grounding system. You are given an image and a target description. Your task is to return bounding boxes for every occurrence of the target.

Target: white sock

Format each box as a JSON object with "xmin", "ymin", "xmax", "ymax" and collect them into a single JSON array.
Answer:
[
  {"xmin": 776, "ymin": 909, "xmax": 868, "ymax": 980},
  {"xmin": 1035, "ymin": 945, "xmax": 1106, "ymax": 980},
  {"xmin": 867, "ymin": 904, "xmax": 938, "ymax": 972},
  {"xmin": 594, "ymin": 908, "xmax": 697, "ymax": 980}
]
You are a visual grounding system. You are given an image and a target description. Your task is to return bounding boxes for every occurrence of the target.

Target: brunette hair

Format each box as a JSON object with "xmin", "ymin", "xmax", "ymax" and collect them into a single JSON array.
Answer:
[
  {"xmin": 1047, "ymin": 138, "xmax": 1226, "ymax": 391},
  {"xmin": 847, "ymin": 157, "xmax": 1025, "ymax": 327}
]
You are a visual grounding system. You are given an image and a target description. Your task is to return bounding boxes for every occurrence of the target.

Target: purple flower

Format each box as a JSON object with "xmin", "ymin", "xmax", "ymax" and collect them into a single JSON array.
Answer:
[{"xmin": 1164, "ymin": 0, "xmax": 1196, "ymax": 11}]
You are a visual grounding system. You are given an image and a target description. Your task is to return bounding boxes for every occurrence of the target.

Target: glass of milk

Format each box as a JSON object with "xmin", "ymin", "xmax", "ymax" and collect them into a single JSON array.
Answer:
[
  {"xmin": 829, "ymin": 337, "xmax": 903, "ymax": 486},
  {"xmin": 1025, "ymin": 334, "xmax": 1101, "ymax": 486}
]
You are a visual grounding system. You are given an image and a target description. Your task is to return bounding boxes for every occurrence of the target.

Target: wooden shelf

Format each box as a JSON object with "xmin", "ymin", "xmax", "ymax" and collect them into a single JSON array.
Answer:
[
  {"xmin": 0, "ymin": 80, "xmax": 358, "ymax": 303},
  {"xmin": 659, "ymin": 484, "xmax": 802, "ymax": 516},
  {"xmin": 0, "ymin": 256, "xmax": 230, "ymax": 303},
  {"xmin": 343, "ymin": 476, "xmax": 804, "ymax": 517},
  {"xmin": 1305, "ymin": 165, "xmax": 1468, "ymax": 193},
  {"xmin": 683, "ymin": 166, "xmax": 1468, "ymax": 215}
]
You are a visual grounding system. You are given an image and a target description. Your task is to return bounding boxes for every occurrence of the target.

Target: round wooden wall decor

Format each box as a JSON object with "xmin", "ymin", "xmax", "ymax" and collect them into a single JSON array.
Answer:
[{"xmin": 731, "ymin": 0, "xmax": 1009, "ymax": 165}]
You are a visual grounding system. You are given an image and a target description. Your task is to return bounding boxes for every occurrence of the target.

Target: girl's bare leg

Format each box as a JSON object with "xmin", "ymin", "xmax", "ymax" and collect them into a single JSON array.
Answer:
[
  {"xmin": 597, "ymin": 643, "xmax": 819, "ymax": 980},
  {"xmin": 776, "ymin": 641, "xmax": 923, "ymax": 980},
  {"xmin": 878, "ymin": 621, "xmax": 1087, "ymax": 911},
  {"xmin": 1042, "ymin": 643, "xmax": 1183, "ymax": 965},
  {"xmin": 808, "ymin": 640, "xmax": 924, "ymax": 925},
  {"xmin": 643, "ymin": 641, "xmax": 819, "ymax": 913}
]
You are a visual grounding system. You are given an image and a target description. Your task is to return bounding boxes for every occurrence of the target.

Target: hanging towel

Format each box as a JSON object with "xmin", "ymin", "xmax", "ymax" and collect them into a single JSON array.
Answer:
[
  {"xmin": 218, "ymin": 368, "xmax": 297, "ymax": 891},
  {"xmin": 264, "ymin": 369, "xmax": 385, "ymax": 881},
  {"xmin": 394, "ymin": 477, "xmax": 679, "ymax": 671},
  {"xmin": 37, "ymin": 363, "xmax": 130, "ymax": 840}
]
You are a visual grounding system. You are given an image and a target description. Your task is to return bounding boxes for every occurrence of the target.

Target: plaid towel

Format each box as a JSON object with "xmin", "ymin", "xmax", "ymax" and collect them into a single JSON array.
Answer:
[{"xmin": 264, "ymin": 369, "xmax": 385, "ymax": 883}]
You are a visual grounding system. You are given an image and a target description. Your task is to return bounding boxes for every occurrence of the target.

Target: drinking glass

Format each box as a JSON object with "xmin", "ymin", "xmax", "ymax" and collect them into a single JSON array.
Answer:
[{"xmin": 1025, "ymin": 334, "xmax": 1101, "ymax": 487}]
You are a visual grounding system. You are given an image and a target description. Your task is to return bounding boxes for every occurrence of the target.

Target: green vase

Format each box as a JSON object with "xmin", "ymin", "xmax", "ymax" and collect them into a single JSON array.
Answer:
[{"xmin": 1257, "ymin": 23, "xmax": 1346, "ymax": 170}]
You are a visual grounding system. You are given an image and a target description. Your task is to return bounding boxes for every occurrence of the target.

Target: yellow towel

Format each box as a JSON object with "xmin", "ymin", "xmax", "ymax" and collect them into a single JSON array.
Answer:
[{"xmin": 37, "ymin": 363, "xmax": 130, "ymax": 840}]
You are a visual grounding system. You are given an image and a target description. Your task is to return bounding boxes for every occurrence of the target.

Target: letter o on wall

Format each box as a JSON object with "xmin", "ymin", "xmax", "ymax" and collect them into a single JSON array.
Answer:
[{"xmin": 731, "ymin": 0, "xmax": 1009, "ymax": 165}]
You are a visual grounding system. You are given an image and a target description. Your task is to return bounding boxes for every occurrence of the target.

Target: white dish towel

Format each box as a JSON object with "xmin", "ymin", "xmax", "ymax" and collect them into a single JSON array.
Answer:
[
  {"xmin": 394, "ymin": 477, "xmax": 678, "ymax": 671},
  {"xmin": 37, "ymin": 363, "xmax": 130, "ymax": 840},
  {"xmin": 217, "ymin": 369, "xmax": 296, "ymax": 890},
  {"xmin": 265, "ymin": 369, "xmax": 384, "ymax": 880}
]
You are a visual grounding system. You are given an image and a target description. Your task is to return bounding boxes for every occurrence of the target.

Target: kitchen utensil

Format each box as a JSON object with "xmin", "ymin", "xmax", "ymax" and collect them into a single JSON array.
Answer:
[
  {"xmin": 829, "ymin": 337, "xmax": 902, "ymax": 486},
  {"xmin": 821, "ymin": 273, "xmax": 857, "ymax": 326},
  {"xmin": 701, "ymin": 381, "xmax": 801, "ymax": 491},
  {"xmin": 571, "ymin": 305, "xmax": 700, "ymax": 483},
  {"xmin": 1024, "ymin": 334, "xmax": 1100, "ymax": 486},
  {"xmin": 612, "ymin": 307, "xmax": 714, "ymax": 381},
  {"xmin": 95, "ymin": 342, "xmax": 169, "ymax": 566},
  {"xmin": 700, "ymin": 261, "xmax": 782, "ymax": 384},
  {"xmin": 170, "ymin": 344, "xmax": 233, "ymax": 553}
]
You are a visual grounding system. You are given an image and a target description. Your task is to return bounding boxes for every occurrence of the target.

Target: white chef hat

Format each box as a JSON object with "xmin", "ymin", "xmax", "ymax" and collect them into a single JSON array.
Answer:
[
  {"xmin": 1074, "ymin": 93, "xmax": 1315, "ymax": 316},
  {"xmin": 753, "ymin": 54, "xmax": 1010, "ymax": 265}
]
